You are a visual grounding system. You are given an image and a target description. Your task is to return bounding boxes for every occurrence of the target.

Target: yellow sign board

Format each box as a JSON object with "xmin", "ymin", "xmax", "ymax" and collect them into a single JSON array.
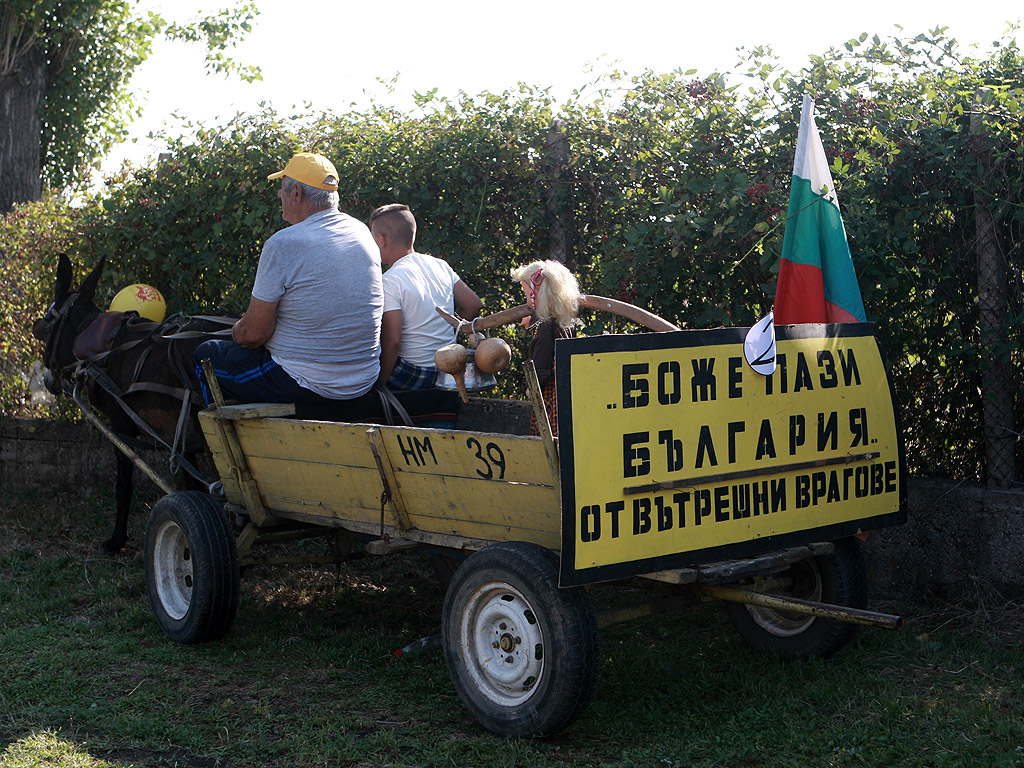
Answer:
[{"xmin": 556, "ymin": 324, "xmax": 906, "ymax": 586}]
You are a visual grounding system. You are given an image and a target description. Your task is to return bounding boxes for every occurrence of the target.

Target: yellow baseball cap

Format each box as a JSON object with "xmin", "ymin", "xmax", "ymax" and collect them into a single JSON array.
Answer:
[{"xmin": 267, "ymin": 152, "xmax": 339, "ymax": 191}]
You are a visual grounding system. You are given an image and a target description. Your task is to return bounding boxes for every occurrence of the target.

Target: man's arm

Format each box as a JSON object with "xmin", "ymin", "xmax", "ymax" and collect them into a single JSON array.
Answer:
[
  {"xmin": 453, "ymin": 280, "xmax": 482, "ymax": 319},
  {"xmin": 378, "ymin": 309, "xmax": 403, "ymax": 385},
  {"xmin": 232, "ymin": 296, "xmax": 278, "ymax": 349}
]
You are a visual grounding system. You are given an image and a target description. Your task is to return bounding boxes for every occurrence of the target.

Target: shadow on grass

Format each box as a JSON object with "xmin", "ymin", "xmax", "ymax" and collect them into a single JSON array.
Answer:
[{"xmin": 1, "ymin": 485, "xmax": 1022, "ymax": 768}]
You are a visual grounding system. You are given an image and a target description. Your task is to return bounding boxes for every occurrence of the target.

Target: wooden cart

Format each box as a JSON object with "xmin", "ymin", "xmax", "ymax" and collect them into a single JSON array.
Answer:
[{"xmin": 143, "ymin": 321, "xmax": 906, "ymax": 738}]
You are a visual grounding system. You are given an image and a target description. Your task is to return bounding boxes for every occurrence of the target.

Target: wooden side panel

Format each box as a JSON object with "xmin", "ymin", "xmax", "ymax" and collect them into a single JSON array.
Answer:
[
  {"xmin": 238, "ymin": 455, "xmax": 384, "ymax": 524},
  {"xmin": 198, "ymin": 411, "xmax": 226, "ymax": 454},
  {"xmin": 198, "ymin": 415, "xmax": 562, "ymax": 549},
  {"xmin": 231, "ymin": 419, "xmax": 375, "ymax": 466},
  {"xmin": 230, "ymin": 419, "xmax": 384, "ymax": 524},
  {"xmin": 397, "ymin": 474, "xmax": 560, "ymax": 549},
  {"xmin": 375, "ymin": 426, "xmax": 561, "ymax": 549},
  {"xmin": 198, "ymin": 411, "xmax": 242, "ymax": 502},
  {"xmin": 373, "ymin": 427, "xmax": 552, "ymax": 484}
]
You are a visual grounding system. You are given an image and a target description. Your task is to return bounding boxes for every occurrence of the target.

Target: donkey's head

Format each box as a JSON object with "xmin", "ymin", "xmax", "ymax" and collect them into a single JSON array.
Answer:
[{"xmin": 32, "ymin": 254, "xmax": 106, "ymax": 395}]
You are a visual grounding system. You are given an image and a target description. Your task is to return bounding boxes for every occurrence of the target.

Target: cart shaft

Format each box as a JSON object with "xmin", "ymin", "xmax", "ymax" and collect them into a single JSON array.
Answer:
[{"xmin": 700, "ymin": 584, "xmax": 903, "ymax": 630}]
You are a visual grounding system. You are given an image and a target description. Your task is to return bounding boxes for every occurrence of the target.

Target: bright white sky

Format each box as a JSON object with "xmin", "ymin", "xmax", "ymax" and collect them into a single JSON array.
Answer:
[{"xmin": 104, "ymin": 0, "xmax": 1023, "ymax": 175}]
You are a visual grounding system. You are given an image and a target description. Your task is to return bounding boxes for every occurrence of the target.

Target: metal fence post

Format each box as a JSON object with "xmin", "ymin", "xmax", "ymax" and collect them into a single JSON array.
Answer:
[
  {"xmin": 544, "ymin": 119, "xmax": 574, "ymax": 269},
  {"xmin": 971, "ymin": 88, "xmax": 1015, "ymax": 488}
]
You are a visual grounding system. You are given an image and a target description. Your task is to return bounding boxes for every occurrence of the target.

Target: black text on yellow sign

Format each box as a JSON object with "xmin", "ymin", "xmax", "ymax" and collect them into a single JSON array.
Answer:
[{"xmin": 556, "ymin": 324, "xmax": 907, "ymax": 587}]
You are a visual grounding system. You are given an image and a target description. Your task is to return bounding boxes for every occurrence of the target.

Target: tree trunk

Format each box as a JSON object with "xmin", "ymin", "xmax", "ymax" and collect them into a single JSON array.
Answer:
[{"xmin": 0, "ymin": 46, "xmax": 47, "ymax": 214}]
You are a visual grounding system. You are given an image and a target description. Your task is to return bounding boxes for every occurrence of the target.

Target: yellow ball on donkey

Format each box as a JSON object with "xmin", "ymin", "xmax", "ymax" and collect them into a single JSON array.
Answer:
[{"xmin": 110, "ymin": 284, "xmax": 166, "ymax": 322}]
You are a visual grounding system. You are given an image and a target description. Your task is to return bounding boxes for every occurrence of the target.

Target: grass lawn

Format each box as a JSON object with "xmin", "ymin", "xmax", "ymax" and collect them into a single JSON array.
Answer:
[{"xmin": 1, "ymin": 485, "xmax": 1021, "ymax": 768}]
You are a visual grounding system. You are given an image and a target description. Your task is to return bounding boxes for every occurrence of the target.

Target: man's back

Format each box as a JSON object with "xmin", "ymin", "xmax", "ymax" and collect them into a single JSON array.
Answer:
[
  {"xmin": 382, "ymin": 251, "xmax": 459, "ymax": 367},
  {"xmin": 254, "ymin": 208, "xmax": 383, "ymax": 397}
]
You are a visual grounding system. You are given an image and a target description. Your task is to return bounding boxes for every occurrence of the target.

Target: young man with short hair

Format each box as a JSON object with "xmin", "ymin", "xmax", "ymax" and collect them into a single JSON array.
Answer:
[{"xmin": 370, "ymin": 203, "xmax": 481, "ymax": 390}]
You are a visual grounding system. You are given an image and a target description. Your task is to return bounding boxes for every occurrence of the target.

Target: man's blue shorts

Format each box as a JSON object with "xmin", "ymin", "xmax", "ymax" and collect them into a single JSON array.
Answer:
[{"xmin": 193, "ymin": 339, "xmax": 326, "ymax": 405}]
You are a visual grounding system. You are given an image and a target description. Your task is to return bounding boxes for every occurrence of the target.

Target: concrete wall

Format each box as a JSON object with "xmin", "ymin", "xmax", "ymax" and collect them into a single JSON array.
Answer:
[
  {"xmin": 2, "ymin": 416, "xmax": 114, "ymax": 493},
  {"xmin": 1, "ymin": 416, "xmax": 163, "ymax": 497},
  {"xmin": 4, "ymin": 414, "xmax": 1022, "ymax": 602},
  {"xmin": 865, "ymin": 478, "xmax": 1024, "ymax": 601}
]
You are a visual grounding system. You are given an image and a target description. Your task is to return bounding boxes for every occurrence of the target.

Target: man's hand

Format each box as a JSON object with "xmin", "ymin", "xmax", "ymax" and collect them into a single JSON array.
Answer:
[{"xmin": 232, "ymin": 296, "xmax": 278, "ymax": 348}]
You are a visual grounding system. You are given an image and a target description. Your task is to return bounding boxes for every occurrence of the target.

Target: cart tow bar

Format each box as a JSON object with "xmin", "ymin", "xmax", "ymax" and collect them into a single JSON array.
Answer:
[{"xmin": 700, "ymin": 584, "xmax": 903, "ymax": 630}]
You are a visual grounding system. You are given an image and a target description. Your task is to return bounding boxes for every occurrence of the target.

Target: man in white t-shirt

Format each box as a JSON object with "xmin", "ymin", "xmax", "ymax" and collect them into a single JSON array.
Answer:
[{"xmin": 370, "ymin": 204, "xmax": 481, "ymax": 390}]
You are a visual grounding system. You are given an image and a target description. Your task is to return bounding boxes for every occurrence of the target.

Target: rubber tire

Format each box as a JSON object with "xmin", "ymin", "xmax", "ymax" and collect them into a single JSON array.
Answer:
[
  {"xmin": 724, "ymin": 537, "xmax": 868, "ymax": 659},
  {"xmin": 145, "ymin": 491, "xmax": 240, "ymax": 644},
  {"xmin": 441, "ymin": 542, "xmax": 601, "ymax": 737}
]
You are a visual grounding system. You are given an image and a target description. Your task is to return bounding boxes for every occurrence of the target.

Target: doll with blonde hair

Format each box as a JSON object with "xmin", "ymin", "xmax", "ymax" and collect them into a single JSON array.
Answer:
[{"xmin": 510, "ymin": 260, "xmax": 581, "ymax": 437}]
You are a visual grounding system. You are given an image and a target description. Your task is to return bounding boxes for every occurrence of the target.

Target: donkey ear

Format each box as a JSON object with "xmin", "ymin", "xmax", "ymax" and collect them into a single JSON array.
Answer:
[
  {"xmin": 55, "ymin": 253, "xmax": 73, "ymax": 303},
  {"xmin": 79, "ymin": 256, "xmax": 107, "ymax": 303}
]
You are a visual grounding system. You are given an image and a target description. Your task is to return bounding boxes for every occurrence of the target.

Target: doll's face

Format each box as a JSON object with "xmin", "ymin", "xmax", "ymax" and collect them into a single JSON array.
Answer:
[{"xmin": 521, "ymin": 280, "xmax": 537, "ymax": 310}]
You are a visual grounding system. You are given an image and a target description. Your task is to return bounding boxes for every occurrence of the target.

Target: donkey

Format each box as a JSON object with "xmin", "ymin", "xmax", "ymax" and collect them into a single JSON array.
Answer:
[{"xmin": 33, "ymin": 254, "xmax": 234, "ymax": 553}]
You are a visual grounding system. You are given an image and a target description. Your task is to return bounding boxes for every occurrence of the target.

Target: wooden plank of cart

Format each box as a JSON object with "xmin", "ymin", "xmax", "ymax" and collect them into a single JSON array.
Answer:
[{"xmin": 142, "ymin": 313, "xmax": 906, "ymax": 738}]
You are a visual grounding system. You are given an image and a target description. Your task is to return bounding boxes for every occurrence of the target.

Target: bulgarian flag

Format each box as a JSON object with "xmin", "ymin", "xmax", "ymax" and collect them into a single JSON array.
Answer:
[{"xmin": 774, "ymin": 95, "xmax": 866, "ymax": 324}]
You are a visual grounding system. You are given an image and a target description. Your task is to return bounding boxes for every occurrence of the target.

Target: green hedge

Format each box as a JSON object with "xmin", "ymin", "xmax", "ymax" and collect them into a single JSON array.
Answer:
[{"xmin": 3, "ymin": 29, "xmax": 1022, "ymax": 482}]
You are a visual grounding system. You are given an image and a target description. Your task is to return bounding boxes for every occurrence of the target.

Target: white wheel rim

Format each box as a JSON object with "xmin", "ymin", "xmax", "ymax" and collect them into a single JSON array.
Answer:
[
  {"xmin": 746, "ymin": 558, "xmax": 823, "ymax": 636},
  {"xmin": 152, "ymin": 519, "xmax": 193, "ymax": 621},
  {"xmin": 458, "ymin": 580, "xmax": 545, "ymax": 707}
]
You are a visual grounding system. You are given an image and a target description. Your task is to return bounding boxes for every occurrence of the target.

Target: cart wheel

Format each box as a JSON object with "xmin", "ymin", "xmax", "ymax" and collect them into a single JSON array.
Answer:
[
  {"xmin": 145, "ymin": 491, "xmax": 240, "ymax": 644},
  {"xmin": 724, "ymin": 537, "xmax": 867, "ymax": 659},
  {"xmin": 441, "ymin": 542, "xmax": 600, "ymax": 737}
]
